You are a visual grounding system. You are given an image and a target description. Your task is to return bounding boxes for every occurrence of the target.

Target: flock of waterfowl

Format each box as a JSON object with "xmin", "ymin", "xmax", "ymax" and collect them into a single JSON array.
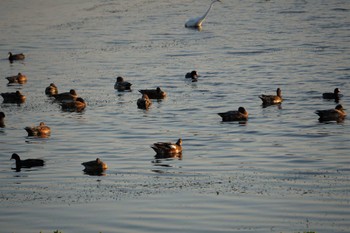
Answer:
[{"xmin": 1, "ymin": 48, "xmax": 346, "ymax": 176}]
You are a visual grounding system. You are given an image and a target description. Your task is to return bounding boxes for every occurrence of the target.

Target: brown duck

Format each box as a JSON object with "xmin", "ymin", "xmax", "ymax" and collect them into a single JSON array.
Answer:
[
  {"xmin": 8, "ymin": 52, "xmax": 25, "ymax": 61},
  {"xmin": 24, "ymin": 122, "xmax": 51, "ymax": 137},
  {"xmin": 45, "ymin": 83, "xmax": 58, "ymax": 96},
  {"xmin": 218, "ymin": 107, "xmax": 248, "ymax": 122},
  {"xmin": 137, "ymin": 94, "xmax": 152, "ymax": 110},
  {"xmin": 315, "ymin": 104, "xmax": 346, "ymax": 122},
  {"xmin": 151, "ymin": 138, "xmax": 182, "ymax": 155},
  {"xmin": 6, "ymin": 73, "xmax": 27, "ymax": 84},
  {"xmin": 61, "ymin": 97, "xmax": 86, "ymax": 112},
  {"xmin": 82, "ymin": 158, "xmax": 108, "ymax": 175},
  {"xmin": 322, "ymin": 88, "xmax": 343, "ymax": 100},
  {"xmin": 259, "ymin": 88, "xmax": 283, "ymax": 105},
  {"xmin": 52, "ymin": 89, "xmax": 77, "ymax": 102},
  {"xmin": 185, "ymin": 70, "xmax": 199, "ymax": 82},
  {"xmin": 139, "ymin": 87, "xmax": 166, "ymax": 99}
]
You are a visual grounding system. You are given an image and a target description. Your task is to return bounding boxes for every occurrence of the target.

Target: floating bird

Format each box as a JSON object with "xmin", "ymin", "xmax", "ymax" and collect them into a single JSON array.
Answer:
[
  {"xmin": 8, "ymin": 52, "xmax": 25, "ymax": 62},
  {"xmin": 10, "ymin": 153, "xmax": 44, "ymax": 171},
  {"xmin": 114, "ymin": 76, "xmax": 132, "ymax": 91},
  {"xmin": 139, "ymin": 87, "xmax": 166, "ymax": 99},
  {"xmin": 52, "ymin": 89, "xmax": 78, "ymax": 102},
  {"xmin": 45, "ymin": 83, "xmax": 58, "ymax": 96},
  {"xmin": 322, "ymin": 88, "xmax": 343, "ymax": 100},
  {"xmin": 185, "ymin": 0, "xmax": 221, "ymax": 28},
  {"xmin": 137, "ymin": 94, "xmax": 152, "ymax": 110},
  {"xmin": 6, "ymin": 73, "xmax": 27, "ymax": 84},
  {"xmin": 61, "ymin": 97, "xmax": 86, "ymax": 112},
  {"xmin": 82, "ymin": 158, "xmax": 108, "ymax": 175},
  {"xmin": 24, "ymin": 122, "xmax": 51, "ymax": 137},
  {"xmin": 315, "ymin": 104, "xmax": 346, "ymax": 122},
  {"xmin": 1, "ymin": 91, "xmax": 26, "ymax": 103},
  {"xmin": 185, "ymin": 70, "xmax": 200, "ymax": 82},
  {"xmin": 151, "ymin": 138, "xmax": 182, "ymax": 155},
  {"xmin": 218, "ymin": 107, "xmax": 248, "ymax": 122},
  {"xmin": 259, "ymin": 88, "xmax": 283, "ymax": 105},
  {"xmin": 0, "ymin": 112, "xmax": 5, "ymax": 128}
]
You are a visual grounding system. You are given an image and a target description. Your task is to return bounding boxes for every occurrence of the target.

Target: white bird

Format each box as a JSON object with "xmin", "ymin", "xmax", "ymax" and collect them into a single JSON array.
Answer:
[{"xmin": 185, "ymin": 0, "xmax": 221, "ymax": 28}]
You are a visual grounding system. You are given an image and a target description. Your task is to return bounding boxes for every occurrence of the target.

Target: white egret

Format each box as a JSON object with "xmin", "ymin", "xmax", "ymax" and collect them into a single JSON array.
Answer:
[{"xmin": 185, "ymin": 0, "xmax": 221, "ymax": 28}]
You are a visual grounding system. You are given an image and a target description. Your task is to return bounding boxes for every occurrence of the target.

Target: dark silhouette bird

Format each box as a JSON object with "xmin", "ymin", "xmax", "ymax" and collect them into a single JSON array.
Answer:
[
  {"xmin": 1, "ymin": 91, "xmax": 26, "ymax": 103},
  {"xmin": 10, "ymin": 153, "xmax": 44, "ymax": 171},
  {"xmin": 259, "ymin": 88, "xmax": 283, "ymax": 105},
  {"xmin": 45, "ymin": 83, "xmax": 58, "ymax": 96},
  {"xmin": 6, "ymin": 73, "xmax": 27, "ymax": 84},
  {"xmin": 8, "ymin": 52, "xmax": 25, "ymax": 62},
  {"xmin": 114, "ymin": 76, "xmax": 132, "ymax": 91},
  {"xmin": 0, "ymin": 112, "xmax": 5, "ymax": 128},
  {"xmin": 185, "ymin": 70, "xmax": 199, "ymax": 82},
  {"xmin": 151, "ymin": 138, "xmax": 182, "ymax": 156},
  {"xmin": 24, "ymin": 122, "xmax": 51, "ymax": 137},
  {"xmin": 218, "ymin": 107, "xmax": 248, "ymax": 122},
  {"xmin": 315, "ymin": 104, "xmax": 346, "ymax": 122},
  {"xmin": 139, "ymin": 87, "xmax": 166, "ymax": 99},
  {"xmin": 137, "ymin": 94, "xmax": 152, "ymax": 110},
  {"xmin": 322, "ymin": 88, "xmax": 343, "ymax": 101}
]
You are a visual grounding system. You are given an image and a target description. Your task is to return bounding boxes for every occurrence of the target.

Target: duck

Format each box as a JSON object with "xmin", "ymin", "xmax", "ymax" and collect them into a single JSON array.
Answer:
[
  {"xmin": 45, "ymin": 83, "xmax": 58, "ymax": 96},
  {"xmin": 10, "ymin": 153, "xmax": 44, "ymax": 171},
  {"xmin": 114, "ymin": 76, "xmax": 132, "ymax": 91},
  {"xmin": 185, "ymin": 70, "xmax": 200, "ymax": 82},
  {"xmin": 139, "ymin": 87, "xmax": 167, "ymax": 99},
  {"xmin": 6, "ymin": 73, "xmax": 27, "ymax": 84},
  {"xmin": 1, "ymin": 91, "xmax": 26, "ymax": 103},
  {"xmin": 218, "ymin": 107, "xmax": 248, "ymax": 122},
  {"xmin": 24, "ymin": 122, "xmax": 51, "ymax": 137},
  {"xmin": 8, "ymin": 52, "xmax": 25, "ymax": 61},
  {"xmin": 151, "ymin": 138, "xmax": 182, "ymax": 155},
  {"xmin": 81, "ymin": 158, "xmax": 108, "ymax": 174},
  {"xmin": 52, "ymin": 89, "xmax": 78, "ymax": 102},
  {"xmin": 137, "ymin": 94, "xmax": 152, "ymax": 110},
  {"xmin": 322, "ymin": 88, "xmax": 343, "ymax": 100},
  {"xmin": 315, "ymin": 104, "xmax": 346, "ymax": 122},
  {"xmin": 0, "ymin": 112, "xmax": 5, "ymax": 128},
  {"xmin": 259, "ymin": 88, "xmax": 283, "ymax": 105},
  {"xmin": 61, "ymin": 97, "xmax": 86, "ymax": 112}
]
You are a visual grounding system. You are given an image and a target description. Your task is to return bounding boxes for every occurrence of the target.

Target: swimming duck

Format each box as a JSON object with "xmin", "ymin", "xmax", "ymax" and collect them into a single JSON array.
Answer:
[
  {"xmin": 0, "ymin": 112, "xmax": 5, "ymax": 127},
  {"xmin": 24, "ymin": 122, "xmax": 51, "ymax": 137},
  {"xmin": 10, "ymin": 153, "xmax": 44, "ymax": 171},
  {"xmin": 218, "ymin": 107, "xmax": 248, "ymax": 122},
  {"xmin": 82, "ymin": 158, "xmax": 108, "ymax": 174},
  {"xmin": 322, "ymin": 88, "xmax": 343, "ymax": 100},
  {"xmin": 137, "ymin": 94, "xmax": 152, "ymax": 110},
  {"xmin": 139, "ymin": 87, "xmax": 166, "ymax": 99},
  {"xmin": 61, "ymin": 97, "xmax": 86, "ymax": 112},
  {"xmin": 6, "ymin": 73, "xmax": 27, "ymax": 84},
  {"xmin": 114, "ymin": 76, "xmax": 132, "ymax": 91},
  {"xmin": 52, "ymin": 89, "xmax": 78, "ymax": 102},
  {"xmin": 151, "ymin": 138, "xmax": 182, "ymax": 155},
  {"xmin": 8, "ymin": 52, "xmax": 25, "ymax": 61},
  {"xmin": 45, "ymin": 83, "xmax": 58, "ymax": 96},
  {"xmin": 259, "ymin": 88, "xmax": 283, "ymax": 105},
  {"xmin": 315, "ymin": 104, "xmax": 346, "ymax": 122},
  {"xmin": 1, "ymin": 91, "xmax": 26, "ymax": 103},
  {"xmin": 185, "ymin": 70, "xmax": 199, "ymax": 82}
]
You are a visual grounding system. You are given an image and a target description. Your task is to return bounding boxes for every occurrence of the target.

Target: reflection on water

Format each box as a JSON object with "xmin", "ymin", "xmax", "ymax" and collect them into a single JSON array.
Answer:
[{"xmin": 0, "ymin": 0, "xmax": 350, "ymax": 232}]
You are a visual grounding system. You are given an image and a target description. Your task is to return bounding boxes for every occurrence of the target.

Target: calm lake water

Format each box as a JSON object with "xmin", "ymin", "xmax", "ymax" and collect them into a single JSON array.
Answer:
[{"xmin": 0, "ymin": 0, "xmax": 349, "ymax": 232}]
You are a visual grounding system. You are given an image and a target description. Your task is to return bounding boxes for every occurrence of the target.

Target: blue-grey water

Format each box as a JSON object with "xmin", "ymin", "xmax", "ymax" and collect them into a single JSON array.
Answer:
[{"xmin": 0, "ymin": 0, "xmax": 349, "ymax": 232}]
